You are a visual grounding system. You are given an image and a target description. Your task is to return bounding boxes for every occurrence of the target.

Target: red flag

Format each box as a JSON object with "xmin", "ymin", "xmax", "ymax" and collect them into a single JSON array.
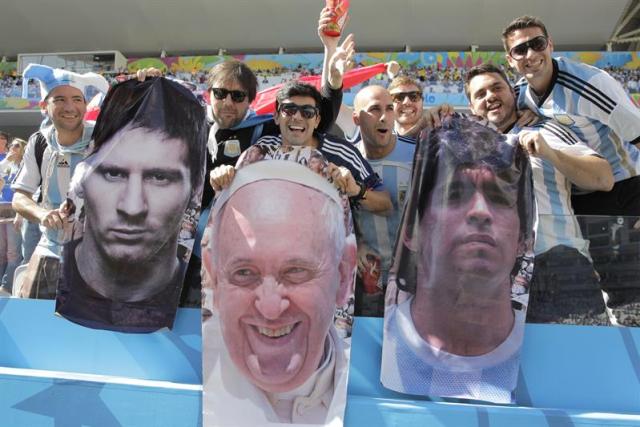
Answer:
[{"xmin": 251, "ymin": 63, "xmax": 388, "ymax": 114}]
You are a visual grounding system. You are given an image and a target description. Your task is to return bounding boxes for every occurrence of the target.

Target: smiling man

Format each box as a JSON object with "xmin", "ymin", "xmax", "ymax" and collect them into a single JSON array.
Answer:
[
  {"xmin": 381, "ymin": 117, "xmax": 535, "ymax": 403},
  {"xmin": 55, "ymin": 78, "xmax": 206, "ymax": 332},
  {"xmin": 503, "ymin": 16, "xmax": 640, "ymax": 325},
  {"xmin": 203, "ymin": 158, "xmax": 356, "ymax": 425},
  {"xmin": 211, "ymin": 81, "xmax": 393, "ymax": 214},
  {"xmin": 502, "ymin": 16, "xmax": 640, "ymax": 217},
  {"xmin": 388, "ymin": 76, "xmax": 425, "ymax": 141},
  {"xmin": 11, "ymin": 64, "xmax": 109, "ymax": 299}
]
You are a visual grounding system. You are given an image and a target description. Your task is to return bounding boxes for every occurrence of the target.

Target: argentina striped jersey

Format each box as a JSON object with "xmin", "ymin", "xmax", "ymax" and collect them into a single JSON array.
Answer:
[
  {"xmin": 353, "ymin": 137, "xmax": 415, "ymax": 282},
  {"xmin": 255, "ymin": 133, "xmax": 382, "ymax": 190},
  {"xmin": 12, "ymin": 124, "xmax": 93, "ymax": 257},
  {"xmin": 381, "ymin": 298, "xmax": 523, "ymax": 404},
  {"xmin": 515, "ymin": 57, "xmax": 640, "ymax": 182},
  {"xmin": 510, "ymin": 120, "xmax": 594, "ymax": 258}
]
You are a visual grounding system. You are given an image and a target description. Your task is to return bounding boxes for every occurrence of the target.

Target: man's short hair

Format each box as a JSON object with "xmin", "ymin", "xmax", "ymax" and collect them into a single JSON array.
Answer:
[
  {"xmin": 463, "ymin": 63, "xmax": 512, "ymax": 99},
  {"xmin": 501, "ymin": 15, "xmax": 549, "ymax": 51},
  {"xmin": 275, "ymin": 81, "xmax": 323, "ymax": 112},
  {"xmin": 0, "ymin": 131, "xmax": 10, "ymax": 150},
  {"xmin": 207, "ymin": 59, "xmax": 258, "ymax": 103},
  {"xmin": 388, "ymin": 76, "xmax": 422, "ymax": 94},
  {"xmin": 90, "ymin": 78, "xmax": 206, "ymax": 195}
]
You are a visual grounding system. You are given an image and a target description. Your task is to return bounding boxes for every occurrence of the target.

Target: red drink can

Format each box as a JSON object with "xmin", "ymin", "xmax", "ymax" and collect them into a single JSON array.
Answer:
[
  {"xmin": 361, "ymin": 254, "xmax": 381, "ymax": 294},
  {"xmin": 323, "ymin": 0, "xmax": 350, "ymax": 37}
]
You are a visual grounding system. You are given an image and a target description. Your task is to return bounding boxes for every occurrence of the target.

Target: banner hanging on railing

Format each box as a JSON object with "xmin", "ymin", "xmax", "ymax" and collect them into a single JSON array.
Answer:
[
  {"xmin": 54, "ymin": 77, "xmax": 206, "ymax": 333},
  {"xmin": 381, "ymin": 116, "xmax": 536, "ymax": 404},
  {"xmin": 202, "ymin": 148, "xmax": 356, "ymax": 426}
]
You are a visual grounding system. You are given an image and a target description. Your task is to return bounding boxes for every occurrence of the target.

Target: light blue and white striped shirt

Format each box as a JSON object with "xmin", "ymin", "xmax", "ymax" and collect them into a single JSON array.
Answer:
[
  {"xmin": 381, "ymin": 297, "xmax": 524, "ymax": 404},
  {"xmin": 515, "ymin": 57, "xmax": 640, "ymax": 183},
  {"xmin": 509, "ymin": 120, "xmax": 595, "ymax": 258},
  {"xmin": 354, "ymin": 137, "xmax": 415, "ymax": 283},
  {"xmin": 12, "ymin": 123, "xmax": 93, "ymax": 257}
]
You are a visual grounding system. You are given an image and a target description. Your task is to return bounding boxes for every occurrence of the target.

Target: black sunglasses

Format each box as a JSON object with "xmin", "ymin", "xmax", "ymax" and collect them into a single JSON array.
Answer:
[
  {"xmin": 391, "ymin": 91, "xmax": 422, "ymax": 103},
  {"xmin": 211, "ymin": 88, "xmax": 248, "ymax": 103},
  {"xmin": 508, "ymin": 35, "xmax": 549, "ymax": 60},
  {"xmin": 278, "ymin": 103, "xmax": 319, "ymax": 119}
]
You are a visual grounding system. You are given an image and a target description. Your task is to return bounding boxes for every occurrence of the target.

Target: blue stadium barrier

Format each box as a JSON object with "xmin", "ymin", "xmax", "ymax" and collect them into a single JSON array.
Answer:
[{"xmin": 1, "ymin": 298, "xmax": 640, "ymax": 426}]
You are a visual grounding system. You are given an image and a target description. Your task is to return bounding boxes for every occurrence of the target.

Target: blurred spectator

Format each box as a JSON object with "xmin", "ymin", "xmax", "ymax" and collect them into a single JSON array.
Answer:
[
  {"xmin": 0, "ymin": 131, "xmax": 9, "ymax": 157},
  {"xmin": 0, "ymin": 137, "xmax": 27, "ymax": 294}
]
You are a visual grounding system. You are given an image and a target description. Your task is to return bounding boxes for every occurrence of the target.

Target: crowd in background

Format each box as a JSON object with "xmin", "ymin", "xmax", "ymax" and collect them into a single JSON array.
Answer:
[{"xmin": 2, "ymin": 62, "xmax": 640, "ymax": 105}]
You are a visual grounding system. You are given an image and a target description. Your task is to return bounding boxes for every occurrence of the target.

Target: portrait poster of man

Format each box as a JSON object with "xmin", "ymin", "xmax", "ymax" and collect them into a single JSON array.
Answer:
[
  {"xmin": 202, "ymin": 148, "xmax": 356, "ymax": 426},
  {"xmin": 381, "ymin": 116, "xmax": 536, "ymax": 404},
  {"xmin": 55, "ymin": 77, "xmax": 207, "ymax": 333}
]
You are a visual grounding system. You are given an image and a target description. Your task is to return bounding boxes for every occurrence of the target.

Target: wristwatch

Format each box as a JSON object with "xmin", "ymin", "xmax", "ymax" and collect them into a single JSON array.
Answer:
[{"xmin": 352, "ymin": 181, "xmax": 368, "ymax": 201}]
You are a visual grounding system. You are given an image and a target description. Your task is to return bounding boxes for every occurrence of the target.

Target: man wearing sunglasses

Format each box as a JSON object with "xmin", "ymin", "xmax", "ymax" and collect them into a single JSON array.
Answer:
[
  {"xmin": 212, "ymin": 81, "xmax": 392, "ymax": 214},
  {"xmin": 182, "ymin": 8, "xmax": 353, "ymax": 306},
  {"xmin": 463, "ymin": 63, "xmax": 614, "ymax": 326},
  {"xmin": 503, "ymin": 16, "xmax": 640, "ymax": 326},
  {"xmin": 388, "ymin": 76, "xmax": 425, "ymax": 141},
  {"xmin": 503, "ymin": 15, "xmax": 640, "ymax": 218}
]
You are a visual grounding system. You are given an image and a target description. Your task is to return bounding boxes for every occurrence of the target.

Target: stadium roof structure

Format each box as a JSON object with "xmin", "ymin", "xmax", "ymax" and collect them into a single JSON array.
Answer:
[{"xmin": 1, "ymin": 0, "xmax": 639, "ymax": 59}]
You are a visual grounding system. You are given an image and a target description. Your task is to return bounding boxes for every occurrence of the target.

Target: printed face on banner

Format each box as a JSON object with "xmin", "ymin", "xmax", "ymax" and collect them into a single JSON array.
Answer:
[
  {"xmin": 82, "ymin": 126, "xmax": 192, "ymax": 265},
  {"xmin": 202, "ymin": 154, "xmax": 356, "ymax": 426},
  {"xmin": 381, "ymin": 116, "xmax": 535, "ymax": 404},
  {"xmin": 420, "ymin": 165, "xmax": 521, "ymax": 286},
  {"xmin": 211, "ymin": 180, "xmax": 348, "ymax": 392},
  {"xmin": 55, "ymin": 77, "xmax": 206, "ymax": 333}
]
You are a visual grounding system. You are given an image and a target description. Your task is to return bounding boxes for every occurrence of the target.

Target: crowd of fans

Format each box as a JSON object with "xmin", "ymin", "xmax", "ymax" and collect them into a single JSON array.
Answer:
[{"xmin": 2, "ymin": 60, "xmax": 639, "ymax": 105}]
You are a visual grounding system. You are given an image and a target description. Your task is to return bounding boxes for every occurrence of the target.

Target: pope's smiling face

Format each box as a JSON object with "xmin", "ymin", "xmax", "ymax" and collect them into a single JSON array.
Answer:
[{"xmin": 206, "ymin": 180, "xmax": 352, "ymax": 392}]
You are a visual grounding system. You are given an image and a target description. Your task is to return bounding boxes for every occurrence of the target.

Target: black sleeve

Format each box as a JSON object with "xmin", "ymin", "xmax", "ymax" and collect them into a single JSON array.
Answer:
[{"xmin": 318, "ymin": 84, "xmax": 343, "ymax": 133}]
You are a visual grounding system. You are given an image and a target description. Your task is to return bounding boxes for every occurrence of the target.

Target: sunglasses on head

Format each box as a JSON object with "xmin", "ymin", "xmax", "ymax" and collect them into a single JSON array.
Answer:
[
  {"xmin": 211, "ymin": 88, "xmax": 248, "ymax": 103},
  {"xmin": 391, "ymin": 91, "xmax": 422, "ymax": 103},
  {"xmin": 508, "ymin": 35, "xmax": 549, "ymax": 60},
  {"xmin": 278, "ymin": 103, "xmax": 319, "ymax": 119}
]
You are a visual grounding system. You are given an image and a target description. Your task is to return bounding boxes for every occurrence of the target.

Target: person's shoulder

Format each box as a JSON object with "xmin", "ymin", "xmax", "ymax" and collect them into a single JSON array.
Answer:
[
  {"xmin": 321, "ymin": 132, "xmax": 351, "ymax": 146},
  {"xmin": 27, "ymin": 129, "xmax": 47, "ymax": 146},
  {"xmin": 555, "ymin": 56, "xmax": 616, "ymax": 86},
  {"xmin": 320, "ymin": 133, "xmax": 365, "ymax": 156},
  {"xmin": 255, "ymin": 134, "xmax": 282, "ymax": 146},
  {"xmin": 397, "ymin": 134, "xmax": 417, "ymax": 146},
  {"xmin": 534, "ymin": 119, "xmax": 581, "ymax": 146},
  {"xmin": 82, "ymin": 121, "xmax": 96, "ymax": 134},
  {"xmin": 513, "ymin": 76, "xmax": 529, "ymax": 95}
]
